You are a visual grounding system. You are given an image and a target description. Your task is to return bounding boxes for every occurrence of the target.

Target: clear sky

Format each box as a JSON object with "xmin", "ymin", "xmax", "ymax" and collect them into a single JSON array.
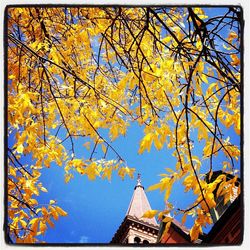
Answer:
[
  {"xmin": 36, "ymin": 121, "xmax": 240, "ymax": 244},
  {"xmin": 37, "ymin": 122, "xmax": 169, "ymax": 243},
  {"xmin": 6, "ymin": 6, "xmax": 241, "ymax": 244},
  {"xmin": 36, "ymin": 7, "xmax": 241, "ymax": 244}
]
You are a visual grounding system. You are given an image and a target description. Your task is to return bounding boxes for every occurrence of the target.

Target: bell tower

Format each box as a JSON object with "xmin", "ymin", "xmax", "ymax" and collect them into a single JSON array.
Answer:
[{"xmin": 110, "ymin": 174, "xmax": 159, "ymax": 244}]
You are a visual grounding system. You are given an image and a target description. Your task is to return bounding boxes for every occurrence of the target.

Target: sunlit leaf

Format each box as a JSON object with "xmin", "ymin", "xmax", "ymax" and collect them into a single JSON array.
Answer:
[{"xmin": 142, "ymin": 210, "xmax": 158, "ymax": 219}]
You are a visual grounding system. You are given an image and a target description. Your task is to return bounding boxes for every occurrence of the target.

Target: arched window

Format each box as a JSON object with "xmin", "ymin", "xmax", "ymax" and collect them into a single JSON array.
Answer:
[
  {"xmin": 143, "ymin": 240, "xmax": 149, "ymax": 244},
  {"xmin": 134, "ymin": 237, "xmax": 141, "ymax": 244}
]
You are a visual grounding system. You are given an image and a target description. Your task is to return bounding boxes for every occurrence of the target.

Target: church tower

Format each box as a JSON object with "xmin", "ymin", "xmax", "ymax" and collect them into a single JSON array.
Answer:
[{"xmin": 110, "ymin": 174, "xmax": 159, "ymax": 244}]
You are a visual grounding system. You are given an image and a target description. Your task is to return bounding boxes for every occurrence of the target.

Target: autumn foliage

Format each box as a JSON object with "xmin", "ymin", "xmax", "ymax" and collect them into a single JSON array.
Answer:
[{"xmin": 6, "ymin": 6, "xmax": 241, "ymax": 243}]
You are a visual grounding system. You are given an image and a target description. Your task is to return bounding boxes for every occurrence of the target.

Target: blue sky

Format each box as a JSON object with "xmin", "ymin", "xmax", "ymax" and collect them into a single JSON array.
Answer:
[
  {"xmin": 35, "ymin": 120, "xmax": 240, "ymax": 244},
  {"xmin": 7, "ymin": 6, "xmax": 241, "ymax": 244},
  {"xmin": 37, "ymin": 122, "xmax": 169, "ymax": 243},
  {"xmin": 37, "ymin": 7, "xmax": 240, "ymax": 243}
]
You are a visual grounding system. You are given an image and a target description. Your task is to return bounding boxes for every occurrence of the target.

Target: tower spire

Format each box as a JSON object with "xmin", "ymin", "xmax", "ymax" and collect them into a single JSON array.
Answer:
[
  {"xmin": 137, "ymin": 173, "xmax": 141, "ymax": 185},
  {"xmin": 135, "ymin": 173, "xmax": 143, "ymax": 189},
  {"xmin": 126, "ymin": 174, "xmax": 157, "ymax": 226},
  {"xmin": 111, "ymin": 173, "xmax": 159, "ymax": 243}
]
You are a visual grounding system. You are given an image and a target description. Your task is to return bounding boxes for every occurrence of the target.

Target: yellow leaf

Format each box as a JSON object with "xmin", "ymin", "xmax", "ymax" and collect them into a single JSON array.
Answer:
[
  {"xmin": 165, "ymin": 168, "xmax": 174, "ymax": 173},
  {"xmin": 158, "ymin": 210, "xmax": 170, "ymax": 220},
  {"xmin": 9, "ymin": 167, "xmax": 16, "ymax": 177},
  {"xmin": 9, "ymin": 74, "xmax": 15, "ymax": 80},
  {"xmin": 203, "ymin": 142, "xmax": 211, "ymax": 157},
  {"xmin": 142, "ymin": 209, "xmax": 158, "ymax": 219},
  {"xmin": 16, "ymin": 144, "xmax": 24, "ymax": 154},
  {"xmin": 85, "ymin": 162, "xmax": 99, "ymax": 180},
  {"xmin": 94, "ymin": 120, "xmax": 101, "ymax": 128},
  {"xmin": 208, "ymin": 171, "xmax": 213, "ymax": 181},
  {"xmin": 153, "ymin": 135, "xmax": 163, "ymax": 150},
  {"xmin": 44, "ymin": 158, "xmax": 50, "ymax": 168},
  {"xmin": 50, "ymin": 47, "xmax": 60, "ymax": 65},
  {"xmin": 181, "ymin": 213, "xmax": 187, "ymax": 225},
  {"xmin": 46, "ymin": 219, "xmax": 55, "ymax": 228},
  {"xmin": 162, "ymin": 36, "xmax": 172, "ymax": 44},
  {"xmin": 228, "ymin": 31, "xmax": 238, "ymax": 42},
  {"xmin": 223, "ymin": 43, "xmax": 231, "ymax": 50},
  {"xmin": 36, "ymin": 208, "xmax": 42, "ymax": 214},
  {"xmin": 20, "ymin": 219, "xmax": 27, "ymax": 228},
  {"xmin": 40, "ymin": 221, "xmax": 47, "ymax": 235},
  {"xmin": 138, "ymin": 133, "xmax": 154, "ymax": 154},
  {"xmin": 231, "ymin": 54, "xmax": 240, "ymax": 66},
  {"xmin": 224, "ymin": 191, "xmax": 231, "ymax": 205},
  {"xmin": 216, "ymin": 182, "xmax": 226, "ymax": 198},
  {"xmin": 148, "ymin": 177, "xmax": 172, "ymax": 194},
  {"xmin": 20, "ymin": 210, "xmax": 29, "ymax": 219},
  {"xmin": 164, "ymin": 182, "xmax": 173, "ymax": 201},
  {"xmin": 183, "ymin": 175, "xmax": 196, "ymax": 192},
  {"xmin": 83, "ymin": 141, "xmax": 90, "ymax": 150},
  {"xmin": 49, "ymin": 206, "xmax": 59, "ymax": 220},
  {"xmin": 147, "ymin": 182, "xmax": 162, "ymax": 191},
  {"xmin": 118, "ymin": 167, "xmax": 135, "ymax": 180},
  {"xmin": 198, "ymin": 14, "xmax": 208, "ymax": 19},
  {"xmin": 160, "ymin": 221, "xmax": 172, "ymax": 241},
  {"xmin": 102, "ymin": 167, "xmax": 112, "ymax": 181},
  {"xmin": 29, "ymin": 199, "xmax": 38, "ymax": 206},
  {"xmin": 206, "ymin": 82, "xmax": 217, "ymax": 96},
  {"xmin": 201, "ymin": 192, "xmax": 216, "ymax": 212},
  {"xmin": 162, "ymin": 216, "xmax": 173, "ymax": 223},
  {"xmin": 200, "ymin": 73, "xmax": 208, "ymax": 83},
  {"xmin": 117, "ymin": 76, "xmax": 128, "ymax": 90},
  {"xmin": 101, "ymin": 144, "xmax": 107, "ymax": 154},
  {"xmin": 205, "ymin": 192, "xmax": 216, "ymax": 209},
  {"xmin": 40, "ymin": 187, "xmax": 48, "ymax": 192},
  {"xmin": 190, "ymin": 223, "xmax": 202, "ymax": 242},
  {"xmin": 234, "ymin": 113, "xmax": 240, "ymax": 135},
  {"xmin": 195, "ymin": 81, "xmax": 202, "ymax": 96},
  {"xmin": 64, "ymin": 173, "xmax": 73, "ymax": 183},
  {"xmin": 109, "ymin": 125, "xmax": 119, "ymax": 141},
  {"xmin": 55, "ymin": 206, "xmax": 68, "ymax": 216},
  {"xmin": 192, "ymin": 156, "xmax": 201, "ymax": 166},
  {"xmin": 29, "ymin": 218, "xmax": 39, "ymax": 236},
  {"xmin": 196, "ymin": 40, "xmax": 203, "ymax": 50}
]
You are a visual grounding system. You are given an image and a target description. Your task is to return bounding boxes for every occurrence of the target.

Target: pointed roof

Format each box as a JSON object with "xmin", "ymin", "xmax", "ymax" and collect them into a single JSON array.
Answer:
[{"xmin": 126, "ymin": 174, "xmax": 158, "ymax": 226}]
